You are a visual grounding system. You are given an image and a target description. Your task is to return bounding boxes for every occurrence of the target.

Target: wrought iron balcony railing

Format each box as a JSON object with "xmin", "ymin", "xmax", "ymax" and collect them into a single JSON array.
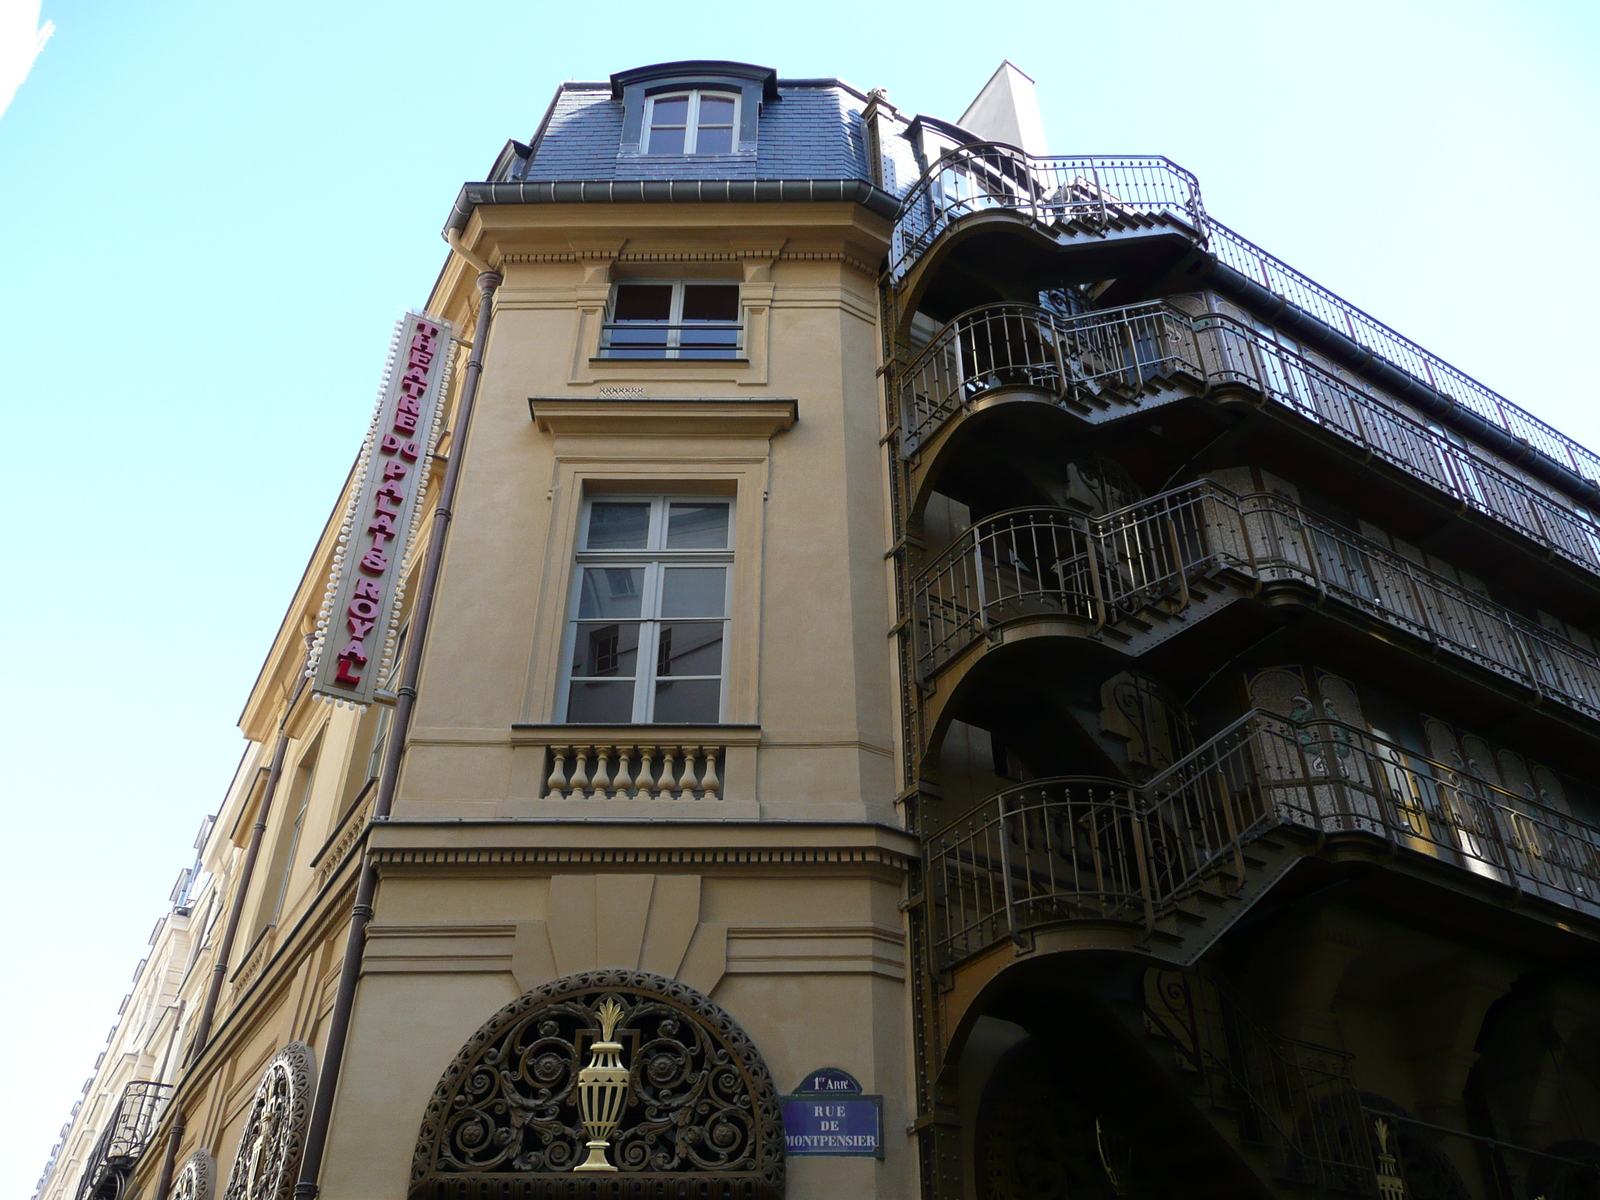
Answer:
[
  {"xmin": 73, "ymin": 1081, "xmax": 172, "ymax": 1200},
  {"xmin": 890, "ymin": 145, "xmax": 1205, "ymax": 284},
  {"xmin": 897, "ymin": 301, "xmax": 1600, "ymax": 578},
  {"xmin": 925, "ymin": 710, "xmax": 1600, "ymax": 972},
  {"xmin": 912, "ymin": 482, "xmax": 1600, "ymax": 725},
  {"xmin": 597, "ymin": 321, "xmax": 742, "ymax": 359},
  {"xmin": 889, "ymin": 142, "xmax": 1600, "ymax": 494},
  {"xmin": 1204, "ymin": 218, "xmax": 1600, "ymax": 488}
]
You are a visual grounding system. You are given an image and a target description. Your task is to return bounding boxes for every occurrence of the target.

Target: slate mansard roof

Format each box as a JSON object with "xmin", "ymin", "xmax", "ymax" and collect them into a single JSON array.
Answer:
[{"xmin": 498, "ymin": 76, "xmax": 874, "ymax": 185}]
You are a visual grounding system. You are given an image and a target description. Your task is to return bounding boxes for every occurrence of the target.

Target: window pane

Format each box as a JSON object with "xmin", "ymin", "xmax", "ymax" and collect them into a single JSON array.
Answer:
[
  {"xmin": 612, "ymin": 284, "xmax": 672, "ymax": 321},
  {"xmin": 647, "ymin": 126, "xmax": 685, "ymax": 154},
  {"xmin": 653, "ymin": 678, "xmax": 721, "ymax": 723},
  {"xmin": 651, "ymin": 97, "xmax": 689, "ymax": 126},
  {"xmin": 571, "ymin": 621, "xmax": 640, "ymax": 677},
  {"xmin": 578, "ymin": 567, "xmax": 645, "ymax": 619},
  {"xmin": 568, "ymin": 680, "xmax": 637, "ymax": 723},
  {"xmin": 587, "ymin": 502, "xmax": 650, "ymax": 549},
  {"xmin": 661, "ymin": 567, "xmax": 726, "ymax": 617},
  {"xmin": 656, "ymin": 621, "xmax": 723, "ymax": 676},
  {"xmin": 694, "ymin": 126, "xmax": 733, "ymax": 155},
  {"xmin": 681, "ymin": 284, "xmax": 739, "ymax": 321},
  {"xmin": 666, "ymin": 503, "xmax": 730, "ymax": 549},
  {"xmin": 697, "ymin": 96, "xmax": 735, "ymax": 125}
]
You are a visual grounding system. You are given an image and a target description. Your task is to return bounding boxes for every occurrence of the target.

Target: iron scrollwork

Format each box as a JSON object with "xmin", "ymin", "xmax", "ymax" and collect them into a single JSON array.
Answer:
[
  {"xmin": 410, "ymin": 969, "xmax": 785, "ymax": 1200},
  {"xmin": 220, "ymin": 1042, "xmax": 316, "ymax": 1200},
  {"xmin": 168, "ymin": 1150, "xmax": 216, "ymax": 1200}
]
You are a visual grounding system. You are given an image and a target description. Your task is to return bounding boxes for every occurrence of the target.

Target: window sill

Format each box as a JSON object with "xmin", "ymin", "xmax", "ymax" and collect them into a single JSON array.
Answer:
[
  {"xmin": 511, "ymin": 722, "xmax": 761, "ymax": 745},
  {"xmin": 529, "ymin": 397, "xmax": 797, "ymax": 438}
]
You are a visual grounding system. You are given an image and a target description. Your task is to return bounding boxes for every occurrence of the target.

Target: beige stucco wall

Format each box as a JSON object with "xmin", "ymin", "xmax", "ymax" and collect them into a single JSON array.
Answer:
[{"xmin": 120, "ymin": 199, "xmax": 917, "ymax": 1200}]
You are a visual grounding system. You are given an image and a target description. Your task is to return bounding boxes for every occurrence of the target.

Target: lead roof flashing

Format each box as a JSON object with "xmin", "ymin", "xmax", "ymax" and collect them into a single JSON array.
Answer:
[{"xmin": 442, "ymin": 178, "xmax": 899, "ymax": 237}]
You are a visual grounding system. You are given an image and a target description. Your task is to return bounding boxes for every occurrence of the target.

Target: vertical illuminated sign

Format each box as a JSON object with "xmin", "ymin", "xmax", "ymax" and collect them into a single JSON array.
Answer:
[{"xmin": 308, "ymin": 311, "xmax": 455, "ymax": 708}]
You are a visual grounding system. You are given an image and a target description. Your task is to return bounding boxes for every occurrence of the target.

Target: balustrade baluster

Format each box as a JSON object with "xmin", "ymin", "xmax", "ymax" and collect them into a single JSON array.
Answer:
[
  {"xmin": 658, "ymin": 748, "xmax": 678, "ymax": 799},
  {"xmin": 677, "ymin": 748, "xmax": 699, "ymax": 800},
  {"xmin": 635, "ymin": 748, "xmax": 656, "ymax": 798},
  {"xmin": 569, "ymin": 747, "xmax": 591, "ymax": 800},
  {"xmin": 613, "ymin": 748, "xmax": 634, "ymax": 799},
  {"xmin": 591, "ymin": 746, "xmax": 613, "ymax": 800},
  {"xmin": 701, "ymin": 748, "xmax": 722, "ymax": 798},
  {"xmin": 546, "ymin": 746, "xmax": 570, "ymax": 799}
]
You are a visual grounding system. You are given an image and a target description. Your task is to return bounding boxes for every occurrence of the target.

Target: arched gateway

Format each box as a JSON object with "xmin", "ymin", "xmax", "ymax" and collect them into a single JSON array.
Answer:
[{"xmin": 409, "ymin": 969, "xmax": 785, "ymax": 1200}]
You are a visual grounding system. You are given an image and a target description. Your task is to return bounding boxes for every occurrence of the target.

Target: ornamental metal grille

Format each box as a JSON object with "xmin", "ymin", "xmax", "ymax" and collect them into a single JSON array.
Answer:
[
  {"xmin": 168, "ymin": 1150, "xmax": 216, "ymax": 1200},
  {"xmin": 409, "ymin": 970, "xmax": 785, "ymax": 1200},
  {"xmin": 219, "ymin": 1043, "xmax": 316, "ymax": 1200}
]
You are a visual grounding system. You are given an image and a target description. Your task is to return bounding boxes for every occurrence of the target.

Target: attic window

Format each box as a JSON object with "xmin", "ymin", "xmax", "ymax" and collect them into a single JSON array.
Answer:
[{"xmin": 646, "ymin": 91, "xmax": 739, "ymax": 155}]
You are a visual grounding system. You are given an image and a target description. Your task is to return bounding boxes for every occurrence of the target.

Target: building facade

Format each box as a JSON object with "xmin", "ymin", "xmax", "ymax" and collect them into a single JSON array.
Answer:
[{"xmin": 36, "ymin": 59, "xmax": 1600, "ymax": 1200}]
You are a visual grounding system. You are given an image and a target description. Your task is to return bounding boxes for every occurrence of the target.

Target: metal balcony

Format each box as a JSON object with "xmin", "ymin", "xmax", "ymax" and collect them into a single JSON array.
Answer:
[
  {"xmin": 924, "ymin": 710, "xmax": 1600, "ymax": 974},
  {"xmin": 73, "ymin": 1081, "xmax": 172, "ymax": 1200},
  {"xmin": 889, "ymin": 143, "xmax": 1600, "ymax": 499},
  {"xmin": 890, "ymin": 146, "xmax": 1205, "ymax": 283},
  {"xmin": 896, "ymin": 302, "xmax": 1600, "ymax": 579},
  {"xmin": 912, "ymin": 481, "xmax": 1600, "ymax": 726}
]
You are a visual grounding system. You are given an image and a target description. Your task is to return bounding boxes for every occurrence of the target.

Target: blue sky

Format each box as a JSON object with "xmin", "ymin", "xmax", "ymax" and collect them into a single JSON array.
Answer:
[{"xmin": 1, "ymin": 0, "xmax": 1596, "ymax": 1193}]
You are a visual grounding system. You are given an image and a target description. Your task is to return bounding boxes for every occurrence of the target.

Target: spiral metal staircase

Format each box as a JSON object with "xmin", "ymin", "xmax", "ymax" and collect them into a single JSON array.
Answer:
[{"xmin": 883, "ymin": 142, "xmax": 1600, "ymax": 1200}]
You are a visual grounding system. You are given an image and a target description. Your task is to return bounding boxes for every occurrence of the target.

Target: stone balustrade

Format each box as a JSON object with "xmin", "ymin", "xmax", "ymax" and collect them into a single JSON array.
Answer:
[{"xmin": 543, "ymin": 742, "xmax": 723, "ymax": 800}]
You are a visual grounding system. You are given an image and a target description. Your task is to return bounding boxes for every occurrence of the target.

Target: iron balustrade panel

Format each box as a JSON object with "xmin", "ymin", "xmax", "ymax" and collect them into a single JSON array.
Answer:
[
  {"xmin": 910, "ymin": 508, "xmax": 1098, "ymax": 677},
  {"xmin": 896, "ymin": 298, "xmax": 1600, "ymax": 580},
  {"xmin": 73, "ymin": 1081, "xmax": 173, "ymax": 1200},
  {"xmin": 886, "ymin": 144, "xmax": 1600, "ymax": 496},
  {"xmin": 598, "ymin": 322, "xmax": 743, "ymax": 359},
  {"xmin": 897, "ymin": 302, "xmax": 1203, "ymax": 451},
  {"xmin": 923, "ymin": 780, "xmax": 1151, "ymax": 968},
  {"xmin": 924, "ymin": 713, "xmax": 1600, "ymax": 972},
  {"xmin": 1205, "ymin": 219, "xmax": 1600, "ymax": 490},
  {"xmin": 1197, "ymin": 313, "xmax": 1600, "ymax": 576},
  {"xmin": 910, "ymin": 480, "xmax": 1600, "ymax": 729},
  {"xmin": 890, "ymin": 145, "xmax": 1205, "ymax": 283},
  {"xmin": 1235, "ymin": 492, "xmax": 1600, "ymax": 722}
]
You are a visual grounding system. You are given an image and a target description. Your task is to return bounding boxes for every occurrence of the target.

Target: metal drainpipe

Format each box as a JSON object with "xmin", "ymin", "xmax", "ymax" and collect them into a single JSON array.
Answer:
[
  {"xmin": 293, "ymin": 266, "xmax": 502, "ymax": 1200},
  {"xmin": 152, "ymin": 672, "xmax": 305, "ymax": 1200}
]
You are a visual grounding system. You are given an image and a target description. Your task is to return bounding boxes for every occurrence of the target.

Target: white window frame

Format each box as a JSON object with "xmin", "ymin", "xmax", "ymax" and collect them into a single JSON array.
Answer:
[
  {"xmin": 558, "ymin": 494, "xmax": 735, "ymax": 724},
  {"xmin": 602, "ymin": 280, "xmax": 743, "ymax": 360},
  {"xmin": 645, "ymin": 89, "xmax": 740, "ymax": 155}
]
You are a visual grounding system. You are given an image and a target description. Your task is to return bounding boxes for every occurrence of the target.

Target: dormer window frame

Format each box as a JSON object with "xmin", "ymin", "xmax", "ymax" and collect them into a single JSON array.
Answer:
[
  {"xmin": 611, "ymin": 61, "xmax": 777, "ymax": 159},
  {"xmin": 645, "ymin": 89, "xmax": 741, "ymax": 156}
]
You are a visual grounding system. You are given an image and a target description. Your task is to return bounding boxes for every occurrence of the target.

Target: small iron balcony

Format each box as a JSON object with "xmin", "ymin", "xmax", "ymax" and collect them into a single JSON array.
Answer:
[
  {"xmin": 73, "ymin": 1081, "xmax": 172, "ymax": 1200},
  {"xmin": 896, "ymin": 302, "xmax": 1600, "ymax": 579},
  {"xmin": 924, "ymin": 711, "xmax": 1600, "ymax": 973},
  {"xmin": 912, "ymin": 481, "xmax": 1600, "ymax": 726},
  {"xmin": 890, "ymin": 145, "xmax": 1206, "ymax": 284},
  {"xmin": 890, "ymin": 142, "xmax": 1600, "ymax": 496},
  {"xmin": 597, "ymin": 321, "xmax": 742, "ymax": 360}
]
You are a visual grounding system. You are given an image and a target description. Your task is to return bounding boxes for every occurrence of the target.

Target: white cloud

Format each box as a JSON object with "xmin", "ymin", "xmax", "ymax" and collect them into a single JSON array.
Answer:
[{"xmin": 0, "ymin": 0, "xmax": 54, "ymax": 119}]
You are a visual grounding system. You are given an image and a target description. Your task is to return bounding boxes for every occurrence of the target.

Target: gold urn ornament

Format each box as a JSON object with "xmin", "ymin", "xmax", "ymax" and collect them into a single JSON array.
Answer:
[{"xmin": 574, "ymin": 998, "xmax": 630, "ymax": 1172}]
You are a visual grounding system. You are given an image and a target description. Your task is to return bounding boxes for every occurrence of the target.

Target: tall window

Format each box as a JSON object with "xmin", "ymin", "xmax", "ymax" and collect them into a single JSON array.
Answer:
[
  {"xmin": 562, "ymin": 496, "xmax": 732, "ymax": 724},
  {"xmin": 252, "ymin": 732, "xmax": 321, "ymax": 942},
  {"xmin": 601, "ymin": 281, "xmax": 741, "ymax": 359},
  {"xmin": 646, "ymin": 90, "xmax": 738, "ymax": 155}
]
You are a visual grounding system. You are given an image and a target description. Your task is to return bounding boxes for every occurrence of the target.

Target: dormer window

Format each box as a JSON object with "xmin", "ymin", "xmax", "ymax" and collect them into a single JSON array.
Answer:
[{"xmin": 646, "ymin": 91, "xmax": 739, "ymax": 155}]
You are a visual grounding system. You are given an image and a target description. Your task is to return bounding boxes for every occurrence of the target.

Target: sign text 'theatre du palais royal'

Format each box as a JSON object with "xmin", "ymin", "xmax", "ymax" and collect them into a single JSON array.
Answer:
[{"xmin": 309, "ymin": 311, "xmax": 456, "ymax": 708}]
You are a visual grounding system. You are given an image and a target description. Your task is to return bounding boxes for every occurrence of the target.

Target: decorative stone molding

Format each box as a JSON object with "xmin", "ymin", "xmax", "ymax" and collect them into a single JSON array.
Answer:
[
  {"xmin": 169, "ymin": 1149, "xmax": 216, "ymax": 1200},
  {"xmin": 527, "ymin": 398, "xmax": 797, "ymax": 439},
  {"xmin": 372, "ymin": 844, "xmax": 912, "ymax": 870},
  {"xmin": 409, "ymin": 970, "xmax": 784, "ymax": 1200},
  {"xmin": 220, "ymin": 1042, "xmax": 316, "ymax": 1200}
]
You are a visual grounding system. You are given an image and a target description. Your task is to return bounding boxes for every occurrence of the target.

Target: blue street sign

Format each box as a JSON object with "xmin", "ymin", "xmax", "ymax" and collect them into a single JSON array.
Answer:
[{"xmin": 782, "ymin": 1067, "xmax": 882, "ymax": 1158}]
